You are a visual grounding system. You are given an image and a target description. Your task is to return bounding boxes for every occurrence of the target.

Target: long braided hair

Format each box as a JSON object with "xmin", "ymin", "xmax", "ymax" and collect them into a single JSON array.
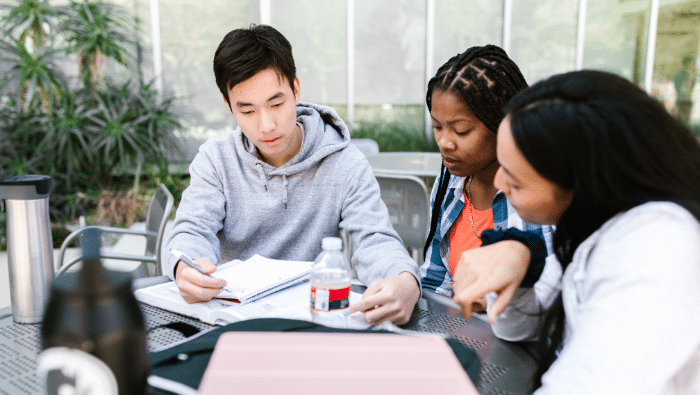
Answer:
[{"xmin": 423, "ymin": 45, "xmax": 528, "ymax": 256}]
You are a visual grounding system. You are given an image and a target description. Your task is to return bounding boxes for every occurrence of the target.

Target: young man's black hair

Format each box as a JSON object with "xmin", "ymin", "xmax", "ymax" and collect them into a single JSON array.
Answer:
[{"xmin": 213, "ymin": 24, "xmax": 297, "ymax": 108}]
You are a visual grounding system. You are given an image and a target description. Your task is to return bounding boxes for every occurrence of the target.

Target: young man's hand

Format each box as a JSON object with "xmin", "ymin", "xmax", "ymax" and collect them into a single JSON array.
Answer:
[
  {"xmin": 174, "ymin": 258, "xmax": 227, "ymax": 303},
  {"xmin": 349, "ymin": 272, "xmax": 420, "ymax": 325}
]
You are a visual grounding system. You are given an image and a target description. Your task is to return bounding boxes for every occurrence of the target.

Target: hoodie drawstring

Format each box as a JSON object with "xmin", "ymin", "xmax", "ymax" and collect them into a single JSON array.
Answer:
[
  {"xmin": 282, "ymin": 175, "xmax": 288, "ymax": 209},
  {"xmin": 255, "ymin": 163, "xmax": 267, "ymax": 191},
  {"xmin": 257, "ymin": 163, "xmax": 288, "ymax": 209}
]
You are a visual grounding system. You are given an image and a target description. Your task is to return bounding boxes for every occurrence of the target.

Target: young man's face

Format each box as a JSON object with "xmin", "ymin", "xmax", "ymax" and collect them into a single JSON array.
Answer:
[{"xmin": 225, "ymin": 68, "xmax": 301, "ymax": 167}]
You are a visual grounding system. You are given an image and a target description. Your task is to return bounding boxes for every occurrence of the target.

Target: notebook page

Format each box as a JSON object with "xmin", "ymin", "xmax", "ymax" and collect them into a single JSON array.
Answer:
[{"xmin": 211, "ymin": 255, "xmax": 312, "ymax": 301}]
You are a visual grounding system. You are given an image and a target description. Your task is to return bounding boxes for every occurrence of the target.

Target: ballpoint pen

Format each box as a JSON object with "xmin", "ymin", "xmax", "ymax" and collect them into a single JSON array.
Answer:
[{"xmin": 170, "ymin": 249, "xmax": 212, "ymax": 277}]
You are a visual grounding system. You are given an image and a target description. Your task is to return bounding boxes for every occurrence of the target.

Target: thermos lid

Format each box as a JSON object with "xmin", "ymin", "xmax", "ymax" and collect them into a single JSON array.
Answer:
[{"xmin": 0, "ymin": 174, "xmax": 51, "ymax": 200}]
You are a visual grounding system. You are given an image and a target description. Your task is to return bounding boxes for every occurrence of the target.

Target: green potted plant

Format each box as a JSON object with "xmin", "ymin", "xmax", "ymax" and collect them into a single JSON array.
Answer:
[{"xmin": 0, "ymin": 0, "xmax": 182, "ymax": 245}]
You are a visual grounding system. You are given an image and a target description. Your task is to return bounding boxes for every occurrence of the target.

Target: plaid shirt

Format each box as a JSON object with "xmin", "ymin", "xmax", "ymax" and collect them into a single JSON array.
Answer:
[{"xmin": 420, "ymin": 174, "xmax": 555, "ymax": 296}]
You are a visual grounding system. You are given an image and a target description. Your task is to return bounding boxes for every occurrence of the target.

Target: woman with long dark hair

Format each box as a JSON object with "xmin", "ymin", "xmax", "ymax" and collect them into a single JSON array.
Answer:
[{"xmin": 453, "ymin": 69, "xmax": 700, "ymax": 393}]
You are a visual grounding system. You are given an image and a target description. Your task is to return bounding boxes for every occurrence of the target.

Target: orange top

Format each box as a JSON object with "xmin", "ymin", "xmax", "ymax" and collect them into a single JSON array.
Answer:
[{"xmin": 448, "ymin": 191, "xmax": 493, "ymax": 277}]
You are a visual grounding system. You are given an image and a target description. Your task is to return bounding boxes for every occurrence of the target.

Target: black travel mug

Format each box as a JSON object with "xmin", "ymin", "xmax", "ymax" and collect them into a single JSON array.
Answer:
[{"xmin": 39, "ymin": 228, "xmax": 149, "ymax": 395}]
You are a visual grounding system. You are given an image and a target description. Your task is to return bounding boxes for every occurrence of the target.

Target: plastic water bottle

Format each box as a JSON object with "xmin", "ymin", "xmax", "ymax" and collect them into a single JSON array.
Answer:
[{"xmin": 310, "ymin": 237, "xmax": 352, "ymax": 327}]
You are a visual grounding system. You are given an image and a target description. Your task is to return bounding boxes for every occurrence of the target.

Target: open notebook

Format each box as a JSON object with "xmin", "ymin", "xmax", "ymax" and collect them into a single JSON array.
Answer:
[
  {"xmin": 134, "ymin": 255, "xmax": 370, "ymax": 328},
  {"xmin": 208, "ymin": 254, "xmax": 312, "ymax": 303},
  {"xmin": 198, "ymin": 332, "xmax": 480, "ymax": 394},
  {"xmin": 134, "ymin": 255, "xmax": 312, "ymax": 325}
]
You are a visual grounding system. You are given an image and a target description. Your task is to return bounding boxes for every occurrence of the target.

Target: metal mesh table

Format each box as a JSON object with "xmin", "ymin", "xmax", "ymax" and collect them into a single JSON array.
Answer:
[
  {"xmin": 0, "ymin": 304, "xmax": 213, "ymax": 395},
  {"xmin": 404, "ymin": 298, "xmax": 538, "ymax": 395},
  {"xmin": 0, "ymin": 294, "xmax": 538, "ymax": 395}
]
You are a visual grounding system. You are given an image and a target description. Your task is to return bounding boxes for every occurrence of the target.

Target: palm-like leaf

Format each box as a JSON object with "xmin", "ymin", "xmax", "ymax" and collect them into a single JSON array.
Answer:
[
  {"xmin": 43, "ymin": 90, "xmax": 95, "ymax": 175},
  {"xmin": 0, "ymin": 38, "xmax": 64, "ymax": 114},
  {"xmin": 0, "ymin": 0, "xmax": 182, "ymax": 223},
  {"xmin": 0, "ymin": 97, "xmax": 50, "ymax": 176},
  {"xmin": 135, "ymin": 82, "xmax": 182, "ymax": 161},
  {"xmin": 0, "ymin": 0, "xmax": 63, "ymax": 55},
  {"xmin": 83, "ymin": 82, "xmax": 167, "ymax": 187},
  {"xmin": 61, "ymin": 0, "xmax": 134, "ymax": 93}
]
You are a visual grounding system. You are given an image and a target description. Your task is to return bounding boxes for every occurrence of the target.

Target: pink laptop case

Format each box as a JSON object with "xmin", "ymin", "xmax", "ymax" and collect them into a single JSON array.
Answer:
[{"xmin": 198, "ymin": 331, "xmax": 479, "ymax": 395}]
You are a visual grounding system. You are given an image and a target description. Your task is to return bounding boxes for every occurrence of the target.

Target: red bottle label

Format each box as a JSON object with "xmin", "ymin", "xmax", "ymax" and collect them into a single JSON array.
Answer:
[{"xmin": 310, "ymin": 286, "xmax": 350, "ymax": 311}]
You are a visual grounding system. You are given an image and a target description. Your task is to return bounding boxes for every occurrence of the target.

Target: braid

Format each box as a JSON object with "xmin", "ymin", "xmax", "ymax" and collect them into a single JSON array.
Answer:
[
  {"xmin": 424, "ymin": 164, "xmax": 451, "ymax": 257},
  {"xmin": 426, "ymin": 44, "xmax": 528, "ymax": 133}
]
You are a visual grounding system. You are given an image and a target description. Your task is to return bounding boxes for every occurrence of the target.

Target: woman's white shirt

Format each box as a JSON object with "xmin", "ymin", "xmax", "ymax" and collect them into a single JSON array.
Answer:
[{"xmin": 493, "ymin": 201, "xmax": 700, "ymax": 394}]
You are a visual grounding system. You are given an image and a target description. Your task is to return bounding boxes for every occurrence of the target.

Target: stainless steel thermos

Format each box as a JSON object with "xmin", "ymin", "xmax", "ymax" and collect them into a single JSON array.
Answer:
[{"xmin": 0, "ymin": 175, "xmax": 54, "ymax": 324}]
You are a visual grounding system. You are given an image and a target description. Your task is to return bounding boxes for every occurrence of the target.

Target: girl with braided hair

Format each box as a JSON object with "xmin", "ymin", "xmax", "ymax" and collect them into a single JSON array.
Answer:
[{"xmin": 421, "ymin": 45, "xmax": 555, "ymax": 330}]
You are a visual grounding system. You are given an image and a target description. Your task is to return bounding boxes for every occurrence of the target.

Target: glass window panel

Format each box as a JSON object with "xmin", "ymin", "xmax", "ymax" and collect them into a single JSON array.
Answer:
[
  {"xmin": 269, "ymin": 0, "xmax": 347, "ymax": 109},
  {"xmin": 128, "ymin": 0, "xmax": 156, "ymax": 86},
  {"xmin": 650, "ymin": 0, "xmax": 699, "ymax": 130},
  {"xmin": 583, "ymin": 0, "xmax": 652, "ymax": 85},
  {"xmin": 353, "ymin": 0, "xmax": 426, "ymax": 140},
  {"xmin": 96, "ymin": 0, "xmax": 146, "ymax": 86},
  {"xmin": 355, "ymin": 0, "xmax": 426, "ymax": 105},
  {"xmin": 156, "ymin": 0, "xmax": 256, "ymax": 161},
  {"xmin": 510, "ymin": 0, "xmax": 579, "ymax": 84},
  {"xmin": 433, "ymin": 0, "xmax": 503, "ymax": 72}
]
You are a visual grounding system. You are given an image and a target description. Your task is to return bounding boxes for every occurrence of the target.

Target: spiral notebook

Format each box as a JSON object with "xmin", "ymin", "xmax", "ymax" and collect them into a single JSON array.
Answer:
[
  {"xmin": 134, "ymin": 255, "xmax": 314, "ymax": 326},
  {"xmin": 210, "ymin": 254, "xmax": 312, "ymax": 304}
]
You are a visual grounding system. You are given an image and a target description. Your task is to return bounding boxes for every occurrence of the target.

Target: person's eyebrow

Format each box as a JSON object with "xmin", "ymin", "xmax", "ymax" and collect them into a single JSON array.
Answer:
[
  {"xmin": 430, "ymin": 114, "xmax": 476, "ymax": 127},
  {"xmin": 266, "ymin": 92, "xmax": 285, "ymax": 102},
  {"xmin": 235, "ymin": 92, "xmax": 286, "ymax": 108},
  {"xmin": 500, "ymin": 163, "xmax": 521, "ymax": 184}
]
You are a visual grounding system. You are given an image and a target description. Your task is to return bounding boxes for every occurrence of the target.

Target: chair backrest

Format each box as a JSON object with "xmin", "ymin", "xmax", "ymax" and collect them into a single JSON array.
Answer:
[
  {"xmin": 350, "ymin": 138, "xmax": 380, "ymax": 156},
  {"xmin": 143, "ymin": 184, "xmax": 174, "ymax": 276},
  {"xmin": 373, "ymin": 172, "xmax": 429, "ymax": 264}
]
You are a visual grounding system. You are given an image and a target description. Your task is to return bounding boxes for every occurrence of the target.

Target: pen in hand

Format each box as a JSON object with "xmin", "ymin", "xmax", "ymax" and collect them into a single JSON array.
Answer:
[{"xmin": 171, "ymin": 249, "xmax": 213, "ymax": 277}]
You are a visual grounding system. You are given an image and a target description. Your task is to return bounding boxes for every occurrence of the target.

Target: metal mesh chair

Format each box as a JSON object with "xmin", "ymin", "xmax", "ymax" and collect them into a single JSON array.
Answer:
[
  {"xmin": 373, "ymin": 172, "xmax": 430, "ymax": 264},
  {"xmin": 56, "ymin": 184, "xmax": 174, "ymax": 278},
  {"xmin": 341, "ymin": 172, "xmax": 429, "ymax": 281}
]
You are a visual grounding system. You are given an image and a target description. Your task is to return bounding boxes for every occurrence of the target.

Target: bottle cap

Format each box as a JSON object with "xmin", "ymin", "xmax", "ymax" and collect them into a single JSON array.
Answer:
[{"xmin": 322, "ymin": 237, "xmax": 342, "ymax": 250}]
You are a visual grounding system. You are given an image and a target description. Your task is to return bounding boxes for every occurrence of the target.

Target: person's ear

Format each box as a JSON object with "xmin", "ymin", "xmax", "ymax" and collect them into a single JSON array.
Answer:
[{"xmin": 293, "ymin": 77, "xmax": 300, "ymax": 104}]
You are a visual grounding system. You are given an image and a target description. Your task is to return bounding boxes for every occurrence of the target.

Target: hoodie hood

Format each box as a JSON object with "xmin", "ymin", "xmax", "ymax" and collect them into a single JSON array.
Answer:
[
  {"xmin": 234, "ymin": 102, "xmax": 350, "ymax": 208},
  {"xmin": 237, "ymin": 102, "xmax": 350, "ymax": 176}
]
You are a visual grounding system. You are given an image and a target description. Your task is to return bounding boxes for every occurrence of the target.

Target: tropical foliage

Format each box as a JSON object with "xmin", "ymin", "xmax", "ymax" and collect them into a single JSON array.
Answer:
[
  {"xmin": 61, "ymin": 0, "xmax": 134, "ymax": 94},
  {"xmin": 0, "ymin": 0, "xmax": 181, "ymax": 232}
]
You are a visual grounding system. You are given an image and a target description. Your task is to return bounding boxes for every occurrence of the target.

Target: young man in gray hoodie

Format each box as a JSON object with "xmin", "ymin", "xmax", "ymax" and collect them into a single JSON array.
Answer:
[{"xmin": 165, "ymin": 24, "xmax": 421, "ymax": 325}]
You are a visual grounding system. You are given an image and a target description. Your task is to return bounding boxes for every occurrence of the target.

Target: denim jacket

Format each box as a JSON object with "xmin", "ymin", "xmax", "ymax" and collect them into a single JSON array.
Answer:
[{"xmin": 420, "ymin": 173, "xmax": 555, "ymax": 296}]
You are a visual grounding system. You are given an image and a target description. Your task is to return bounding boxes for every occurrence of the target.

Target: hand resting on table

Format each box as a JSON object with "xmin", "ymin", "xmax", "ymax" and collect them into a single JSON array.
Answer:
[{"xmin": 349, "ymin": 272, "xmax": 421, "ymax": 326}]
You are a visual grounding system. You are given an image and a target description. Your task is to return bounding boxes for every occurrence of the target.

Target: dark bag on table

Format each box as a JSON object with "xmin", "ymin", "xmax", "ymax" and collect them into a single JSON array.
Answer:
[{"xmin": 147, "ymin": 318, "xmax": 481, "ymax": 394}]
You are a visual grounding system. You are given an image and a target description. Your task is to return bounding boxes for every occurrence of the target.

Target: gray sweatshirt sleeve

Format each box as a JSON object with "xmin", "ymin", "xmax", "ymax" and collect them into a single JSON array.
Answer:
[
  {"xmin": 163, "ymin": 147, "xmax": 227, "ymax": 279},
  {"xmin": 338, "ymin": 156, "xmax": 421, "ymax": 287}
]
